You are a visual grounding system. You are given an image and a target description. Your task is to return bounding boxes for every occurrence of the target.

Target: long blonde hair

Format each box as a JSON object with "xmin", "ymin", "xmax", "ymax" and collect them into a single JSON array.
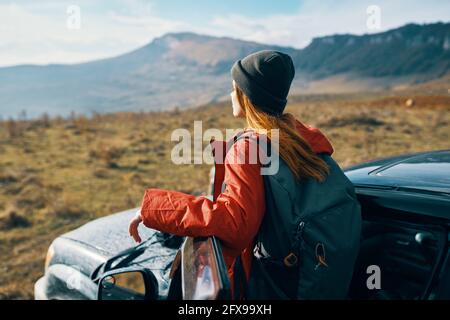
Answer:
[{"xmin": 235, "ymin": 86, "xmax": 330, "ymax": 182}]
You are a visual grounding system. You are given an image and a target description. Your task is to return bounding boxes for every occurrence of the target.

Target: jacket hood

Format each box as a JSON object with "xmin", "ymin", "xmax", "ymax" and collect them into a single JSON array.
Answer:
[{"xmin": 294, "ymin": 119, "xmax": 334, "ymax": 155}]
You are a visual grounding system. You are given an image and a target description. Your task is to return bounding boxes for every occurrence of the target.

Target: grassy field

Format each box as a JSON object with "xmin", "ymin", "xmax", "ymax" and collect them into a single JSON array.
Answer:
[{"xmin": 0, "ymin": 91, "xmax": 449, "ymax": 299}]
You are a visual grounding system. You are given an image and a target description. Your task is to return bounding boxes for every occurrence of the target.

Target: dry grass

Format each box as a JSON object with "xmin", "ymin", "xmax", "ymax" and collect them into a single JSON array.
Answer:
[{"xmin": 0, "ymin": 91, "xmax": 449, "ymax": 299}]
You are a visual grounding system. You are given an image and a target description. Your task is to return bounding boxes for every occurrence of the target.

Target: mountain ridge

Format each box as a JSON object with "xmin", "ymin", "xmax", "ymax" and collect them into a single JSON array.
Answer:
[{"xmin": 0, "ymin": 22, "xmax": 449, "ymax": 118}]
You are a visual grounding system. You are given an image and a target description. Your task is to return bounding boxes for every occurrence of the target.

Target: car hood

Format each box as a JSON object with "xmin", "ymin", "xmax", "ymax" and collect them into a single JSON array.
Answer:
[
  {"xmin": 49, "ymin": 208, "xmax": 180, "ymax": 298},
  {"xmin": 62, "ymin": 208, "xmax": 152, "ymax": 254}
]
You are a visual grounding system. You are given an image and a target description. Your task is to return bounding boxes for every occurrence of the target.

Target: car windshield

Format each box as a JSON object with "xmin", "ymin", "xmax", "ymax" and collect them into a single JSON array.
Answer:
[{"xmin": 376, "ymin": 151, "xmax": 450, "ymax": 185}]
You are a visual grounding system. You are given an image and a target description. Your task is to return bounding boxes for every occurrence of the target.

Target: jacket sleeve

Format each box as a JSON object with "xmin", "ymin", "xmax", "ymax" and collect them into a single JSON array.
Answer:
[{"xmin": 139, "ymin": 138, "xmax": 265, "ymax": 255}]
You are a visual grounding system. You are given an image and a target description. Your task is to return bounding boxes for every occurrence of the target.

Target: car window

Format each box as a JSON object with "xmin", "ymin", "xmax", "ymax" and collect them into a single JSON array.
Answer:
[
  {"xmin": 376, "ymin": 151, "xmax": 450, "ymax": 185},
  {"xmin": 181, "ymin": 237, "xmax": 226, "ymax": 300}
]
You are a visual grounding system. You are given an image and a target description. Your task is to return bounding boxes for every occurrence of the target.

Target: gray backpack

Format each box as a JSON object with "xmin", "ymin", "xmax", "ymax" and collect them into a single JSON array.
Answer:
[{"xmin": 231, "ymin": 132, "xmax": 362, "ymax": 300}]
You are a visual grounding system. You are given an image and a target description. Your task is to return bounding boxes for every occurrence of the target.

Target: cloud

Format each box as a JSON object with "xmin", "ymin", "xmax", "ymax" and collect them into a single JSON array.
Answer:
[
  {"xmin": 0, "ymin": 1, "xmax": 187, "ymax": 66},
  {"xmin": 0, "ymin": 0, "xmax": 449, "ymax": 67}
]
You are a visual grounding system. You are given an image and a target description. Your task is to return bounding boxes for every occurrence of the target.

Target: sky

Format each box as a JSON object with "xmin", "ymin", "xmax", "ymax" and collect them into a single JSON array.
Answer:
[{"xmin": 0, "ymin": 0, "xmax": 449, "ymax": 67}]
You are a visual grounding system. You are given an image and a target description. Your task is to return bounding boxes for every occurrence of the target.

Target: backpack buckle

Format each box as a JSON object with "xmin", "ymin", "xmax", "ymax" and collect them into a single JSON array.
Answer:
[{"xmin": 283, "ymin": 252, "xmax": 298, "ymax": 267}]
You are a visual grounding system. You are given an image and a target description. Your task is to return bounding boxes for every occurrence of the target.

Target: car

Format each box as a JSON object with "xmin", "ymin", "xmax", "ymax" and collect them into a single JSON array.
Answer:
[
  {"xmin": 345, "ymin": 149, "xmax": 450, "ymax": 299},
  {"xmin": 34, "ymin": 150, "xmax": 450, "ymax": 300}
]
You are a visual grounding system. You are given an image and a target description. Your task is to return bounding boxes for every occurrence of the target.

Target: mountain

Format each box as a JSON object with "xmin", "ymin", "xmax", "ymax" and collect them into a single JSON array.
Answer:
[
  {"xmin": 0, "ymin": 22, "xmax": 449, "ymax": 118},
  {"xmin": 294, "ymin": 22, "xmax": 450, "ymax": 79}
]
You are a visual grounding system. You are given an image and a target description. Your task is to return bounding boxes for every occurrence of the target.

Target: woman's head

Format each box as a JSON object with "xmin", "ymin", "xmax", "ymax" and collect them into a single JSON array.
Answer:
[
  {"xmin": 230, "ymin": 50, "xmax": 295, "ymax": 116},
  {"xmin": 230, "ymin": 51, "xmax": 329, "ymax": 182}
]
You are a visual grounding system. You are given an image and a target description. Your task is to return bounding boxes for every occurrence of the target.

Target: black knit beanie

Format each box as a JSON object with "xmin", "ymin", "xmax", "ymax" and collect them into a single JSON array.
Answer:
[{"xmin": 231, "ymin": 50, "xmax": 295, "ymax": 116}]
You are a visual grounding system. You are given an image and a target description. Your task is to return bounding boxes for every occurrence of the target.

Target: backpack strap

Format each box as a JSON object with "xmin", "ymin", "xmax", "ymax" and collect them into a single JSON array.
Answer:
[
  {"xmin": 228, "ymin": 129, "xmax": 272, "ymax": 166},
  {"xmin": 232, "ymin": 255, "xmax": 247, "ymax": 300},
  {"xmin": 229, "ymin": 130, "xmax": 257, "ymax": 146},
  {"xmin": 228, "ymin": 130, "xmax": 297, "ymax": 299}
]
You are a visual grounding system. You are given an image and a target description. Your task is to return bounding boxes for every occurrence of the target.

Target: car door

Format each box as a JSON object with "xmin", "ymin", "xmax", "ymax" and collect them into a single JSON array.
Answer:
[
  {"xmin": 348, "ymin": 190, "xmax": 448, "ymax": 300},
  {"xmin": 432, "ymin": 249, "xmax": 450, "ymax": 299},
  {"xmin": 167, "ymin": 236, "xmax": 231, "ymax": 300}
]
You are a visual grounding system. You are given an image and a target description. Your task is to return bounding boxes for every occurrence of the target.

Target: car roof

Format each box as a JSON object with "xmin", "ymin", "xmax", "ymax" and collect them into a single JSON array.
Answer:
[{"xmin": 345, "ymin": 150, "xmax": 450, "ymax": 195}]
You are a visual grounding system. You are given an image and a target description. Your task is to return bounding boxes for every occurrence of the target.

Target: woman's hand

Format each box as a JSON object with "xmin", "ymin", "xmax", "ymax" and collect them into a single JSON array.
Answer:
[{"xmin": 128, "ymin": 210, "xmax": 143, "ymax": 243}]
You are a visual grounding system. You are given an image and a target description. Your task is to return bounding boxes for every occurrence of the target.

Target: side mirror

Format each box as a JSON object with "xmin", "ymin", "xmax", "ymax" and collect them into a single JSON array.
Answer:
[
  {"xmin": 98, "ymin": 268, "xmax": 158, "ymax": 300},
  {"xmin": 181, "ymin": 237, "xmax": 231, "ymax": 300}
]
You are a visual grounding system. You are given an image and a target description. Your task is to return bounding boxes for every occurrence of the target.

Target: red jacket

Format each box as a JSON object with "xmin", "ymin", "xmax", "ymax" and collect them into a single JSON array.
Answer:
[{"xmin": 139, "ymin": 119, "xmax": 334, "ymax": 298}]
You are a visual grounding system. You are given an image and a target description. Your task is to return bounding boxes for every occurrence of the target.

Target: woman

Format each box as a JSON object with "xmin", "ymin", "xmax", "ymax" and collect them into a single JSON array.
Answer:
[{"xmin": 128, "ymin": 50, "xmax": 357, "ymax": 299}]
